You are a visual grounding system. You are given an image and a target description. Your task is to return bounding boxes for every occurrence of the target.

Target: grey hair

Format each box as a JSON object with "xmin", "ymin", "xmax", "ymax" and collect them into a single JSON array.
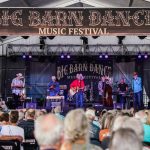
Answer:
[
  {"xmin": 64, "ymin": 109, "xmax": 89, "ymax": 143},
  {"xmin": 52, "ymin": 76, "xmax": 56, "ymax": 80},
  {"xmin": 34, "ymin": 114, "xmax": 63, "ymax": 146},
  {"xmin": 109, "ymin": 128, "xmax": 142, "ymax": 150},
  {"xmin": 112, "ymin": 116, "xmax": 129, "ymax": 132},
  {"xmin": 122, "ymin": 117, "xmax": 144, "ymax": 141}
]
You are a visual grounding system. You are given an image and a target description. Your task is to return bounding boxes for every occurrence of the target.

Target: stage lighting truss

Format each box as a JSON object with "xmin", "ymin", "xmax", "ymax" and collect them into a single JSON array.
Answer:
[{"xmin": 7, "ymin": 44, "xmax": 150, "ymax": 57}]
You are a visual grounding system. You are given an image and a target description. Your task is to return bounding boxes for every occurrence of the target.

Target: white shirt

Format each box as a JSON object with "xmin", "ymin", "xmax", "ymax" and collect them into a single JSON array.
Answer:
[
  {"xmin": 11, "ymin": 78, "xmax": 24, "ymax": 95},
  {"xmin": 0, "ymin": 125, "xmax": 25, "ymax": 140}
]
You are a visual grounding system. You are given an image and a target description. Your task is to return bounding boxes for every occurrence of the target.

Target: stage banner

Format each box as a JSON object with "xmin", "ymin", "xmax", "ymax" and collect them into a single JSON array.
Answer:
[
  {"xmin": 0, "ymin": 8, "xmax": 150, "ymax": 35},
  {"xmin": 56, "ymin": 57, "xmax": 112, "ymax": 101}
]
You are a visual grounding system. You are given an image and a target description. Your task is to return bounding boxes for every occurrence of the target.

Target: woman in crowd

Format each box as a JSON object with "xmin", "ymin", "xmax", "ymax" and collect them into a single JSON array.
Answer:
[{"xmin": 60, "ymin": 109, "xmax": 102, "ymax": 150}]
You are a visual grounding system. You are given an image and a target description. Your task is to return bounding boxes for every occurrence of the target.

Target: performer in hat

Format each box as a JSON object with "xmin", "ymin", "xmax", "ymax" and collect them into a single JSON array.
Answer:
[
  {"xmin": 132, "ymin": 72, "xmax": 143, "ymax": 110},
  {"xmin": 70, "ymin": 73, "xmax": 85, "ymax": 108},
  {"xmin": 48, "ymin": 76, "xmax": 60, "ymax": 96},
  {"xmin": 11, "ymin": 73, "xmax": 24, "ymax": 109}
]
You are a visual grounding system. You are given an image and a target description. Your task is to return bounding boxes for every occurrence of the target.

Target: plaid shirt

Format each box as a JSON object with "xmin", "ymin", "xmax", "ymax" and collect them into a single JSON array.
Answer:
[{"xmin": 11, "ymin": 78, "xmax": 24, "ymax": 95}]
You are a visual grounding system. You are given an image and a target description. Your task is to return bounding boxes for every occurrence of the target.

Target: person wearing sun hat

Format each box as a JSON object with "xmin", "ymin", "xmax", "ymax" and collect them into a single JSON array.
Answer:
[
  {"xmin": 132, "ymin": 72, "xmax": 143, "ymax": 110},
  {"xmin": 11, "ymin": 73, "xmax": 24, "ymax": 109}
]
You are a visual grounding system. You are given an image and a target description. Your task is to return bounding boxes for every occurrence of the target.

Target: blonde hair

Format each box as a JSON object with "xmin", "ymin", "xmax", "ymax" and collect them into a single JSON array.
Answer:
[
  {"xmin": 146, "ymin": 111, "xmax": 150, "ymax": 125},
  {"xmin": 54, "ymin": 106, "xmax": 62, "ymax": 113},
  {"xmin": 64, "ymin": 109, "xmax": 89, "ymax": 142}
]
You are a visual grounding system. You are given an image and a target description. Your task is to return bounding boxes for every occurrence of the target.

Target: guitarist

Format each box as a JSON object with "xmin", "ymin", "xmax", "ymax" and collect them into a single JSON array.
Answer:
[
  {"xmin": 70, "ymin": 73, "xmax": 85, "ymax": 108},
  {"xmin": 48, "ymin": 76, "xmax": 60, "ymax": 96}
]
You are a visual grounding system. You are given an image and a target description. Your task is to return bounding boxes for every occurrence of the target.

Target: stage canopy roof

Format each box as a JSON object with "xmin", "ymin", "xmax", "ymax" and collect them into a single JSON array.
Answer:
[
  {"xmin": 0, "ymin": 0, "xmax": 150, "ymax": 55},
  {"xmin": 0, "ymin": 0, "xmax": 150, "ymax": 7}
]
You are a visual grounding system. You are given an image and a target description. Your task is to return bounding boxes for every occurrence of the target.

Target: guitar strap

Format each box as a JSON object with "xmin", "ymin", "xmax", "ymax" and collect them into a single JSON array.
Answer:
[{"xmin": 79, "ymin": 80, "xmax": 81, "ymax": 88}]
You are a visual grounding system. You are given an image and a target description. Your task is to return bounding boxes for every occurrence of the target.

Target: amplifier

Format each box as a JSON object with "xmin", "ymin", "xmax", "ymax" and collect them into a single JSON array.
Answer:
[{"xmin": 26, "ymin": 102, "xmax": 37, "ymax": 109}]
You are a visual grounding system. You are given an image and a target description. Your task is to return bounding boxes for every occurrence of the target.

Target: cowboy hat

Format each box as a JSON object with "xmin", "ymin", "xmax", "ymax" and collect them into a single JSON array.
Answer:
[{"xmin": 16, "ymin": 73, "xmax": 23, "ymax": 78}]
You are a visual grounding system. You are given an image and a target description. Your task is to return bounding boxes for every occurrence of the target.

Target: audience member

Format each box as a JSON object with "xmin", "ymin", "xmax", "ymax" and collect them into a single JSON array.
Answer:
[
  {"xmin": 18, "ymin": 109, "xmax": 35, "ymax": 139},
  {"xmin": 85, "ymin": 108, "xmax": 101, "ymax": 146},
  {"xmin": 54, "ymin": 106, "xmax": 65, "ymax": 121},
  {"xmin": 0, "ymin": 112, "xmax": 9, "ymax": 126},
  {"xmin": 18, "ymin": 110, "xmax": 25, "ymax": 124},
  {"xmin": 99, "ymin": 112, "xmax": 114, "ymax": 142},
  {"xmin": 34, "ymin": 113, "xmax": 63, "ymax": 150},
  {"xmin": 61, "ymin": 109, "xmax": 102, "ymax": 150},
  {"xmin": 0, "ymin": 110, "xmax": 24, "ymax": 140},
  {"xmin": 135, "ymin": 110, "xmax": 150, "ymax": 143},
  {"xmin": 35, "ymin": 109, "xmax": 47, "ymax": 119},
  {"xmin": 0, "ymin": 100, "xmax": 8, "ymax": 112},
  {"xmin": 109, "ymin": 128, "xmax": 142, "ymax": 150}
]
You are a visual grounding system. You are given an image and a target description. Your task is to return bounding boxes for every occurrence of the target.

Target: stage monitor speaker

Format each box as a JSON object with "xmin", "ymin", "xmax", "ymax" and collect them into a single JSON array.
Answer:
[
  {"xmin": 148, "ymin": 102, "xmax": 150, "ymax": 109},
  {"xmin": 26, "ymin": 102, "xmax": 37, "ymax": 109}
]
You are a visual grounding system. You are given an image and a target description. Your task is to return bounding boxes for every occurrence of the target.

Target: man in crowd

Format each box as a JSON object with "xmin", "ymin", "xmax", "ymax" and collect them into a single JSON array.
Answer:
[
  {"xmin": 18, "ymin": 109, "xmax": 35, "ymax": 139},
  {"xmin": 132, "ymin": 72, "xmax": 143, "ymax": 110},
  {"xmin": 11, "ymin": 73, "xmax": 24, "ymax": 109},
  {"xmin": 0, "ymin": 110, "xmax": 24, "ymax": 140},
  {"xmin": 118, "ymin": 78, "xmax": 128, "ymax": 109},
  {"xmin": 34, "ymin": 114, "xmax": 64, "ymax": 150},
  {"xmin": 70, "ymin": 73, "xmax": 85, "ymax": 108}
]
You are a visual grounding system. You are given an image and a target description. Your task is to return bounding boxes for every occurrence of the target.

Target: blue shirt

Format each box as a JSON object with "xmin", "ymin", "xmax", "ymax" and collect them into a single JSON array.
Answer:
[
  {"xmin": 132, "ymin": 77, "xmax": 142, "ymax": 93},
  {"xmin": 143, "ymin": 124, "xmax": 150, "ymax": 143},
  {"xmin": 48, "ymin": 80, "xmax": 60, "ymax": 96},
  {"xmin": 55, "ymin": 113, "xmax": 64, "ymax": 121}
]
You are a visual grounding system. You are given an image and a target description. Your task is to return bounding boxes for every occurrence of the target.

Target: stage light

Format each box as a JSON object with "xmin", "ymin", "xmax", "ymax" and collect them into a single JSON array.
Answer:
[
  {"xmin": 67, "ymin": 53, "xmax": 71, "ymax": 59},
  {"xmin": 22, "ymin": 53, "xmax": 26, "ymax": 59},
  {"xmin": 60, "ymin": 52, "xmax": 65, "ymax": 59},
  {"xmin": 138, "ymin": 36, "xmax": 147, "ymax": 40},
  {"xmin": 99, "ymin": 53, "xmax": 103, "ymax": 58},
  {"xmin": 92, "ymin": 36, "xmax": 99, "ymax": 39},
  {"xmin": 80, "ymin": 36, "xmax": 89, "ymax": 49},
  {"xmin": 28, "ymin": 52, "xmax": 32, "ymax": 59},
  {"xmin": 104, "ymin": 52, "xmax": 108, "ymax": 59},
  {"xmin": 117, "ymin": 36, "xmax": 125, "ymax": 45},
  {"xmin": 137, "ymin": 52, "xmax": 142, "ymax": 59},
  {"xmin": 144, "ymin": 52, "xmax": 148, "ymax": 59},
  {"xmin": 40, "ymin": 36, "xmax": 46, "ymax": 49},
  {"xmin": 22, "ymin": 36, "xmax": 29, "ymax": 39},
  {"xmin": 47, "ymin": 36, "xmax": 55, "ymax": 40}
]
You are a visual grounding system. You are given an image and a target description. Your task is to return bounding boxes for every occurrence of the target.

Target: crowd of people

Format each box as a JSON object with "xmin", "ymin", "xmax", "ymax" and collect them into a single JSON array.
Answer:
[{"xmin": 0, "ymin": 106, "xmax": 150, "ymax": 150}]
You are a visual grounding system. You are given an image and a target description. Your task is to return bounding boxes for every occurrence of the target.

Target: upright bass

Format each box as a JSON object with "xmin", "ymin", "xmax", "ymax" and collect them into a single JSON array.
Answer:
[{"xmin": 103, "ymin": 78, "xmax": 113, "ymax": 107}]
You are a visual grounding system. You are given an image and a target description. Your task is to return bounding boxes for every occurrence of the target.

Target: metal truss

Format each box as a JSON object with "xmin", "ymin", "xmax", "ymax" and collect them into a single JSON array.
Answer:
[{"xmin": 7, "ymin": 44, "xmax": 150, "ymax": 56}]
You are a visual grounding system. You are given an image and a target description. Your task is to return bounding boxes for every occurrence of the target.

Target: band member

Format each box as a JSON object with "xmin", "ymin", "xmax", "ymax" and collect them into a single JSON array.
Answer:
[
  {"xmin": 48, "ymin": 76, "xmax": 60, "ymax": 96},
  {"xmin": 98, "ymin": 76, "xmax": 106, "ymax": 104},
  {"xmin": 132, "ymin": 72, "xmax": 143, "ymax": 110},
  {"xmin": 118, "ymin": 78, "xmax": 128, "ymax": 109},
  {"xmin": 11, "ymin": 73, "xmax": 24, "ymax": 109},
  {"xmin": 70, "ymin": 73, "xmax": 85, "ymax": 108},
  {"xmin": 103, "ymin": 78, "xmax": 113, "ymax": 107}
]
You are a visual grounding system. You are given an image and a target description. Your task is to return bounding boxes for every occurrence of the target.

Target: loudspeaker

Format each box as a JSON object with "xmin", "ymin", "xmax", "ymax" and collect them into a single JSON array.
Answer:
[
  {"xmin": 26, "ymin": 102, "xmax": 37, "ymax": 109},
  {"xmin": 148, "ymin": 102, "xmax": 150, "ymax": 109}
]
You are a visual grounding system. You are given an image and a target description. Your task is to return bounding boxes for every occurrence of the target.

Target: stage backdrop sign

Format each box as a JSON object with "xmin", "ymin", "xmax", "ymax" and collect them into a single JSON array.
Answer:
[
  {"xmin": 56, "ymin": 58, "xmax": 112, "ymax": 100},
  {"xmin": 0, "ymin": 8, "xmax": 150, "ymax": 35}
]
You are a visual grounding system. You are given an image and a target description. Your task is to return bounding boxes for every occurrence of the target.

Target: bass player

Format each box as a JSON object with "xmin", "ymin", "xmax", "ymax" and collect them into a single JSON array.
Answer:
[{"xmin": 70, "ymin": 73, "xmax": 85, "ymax": 108}]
